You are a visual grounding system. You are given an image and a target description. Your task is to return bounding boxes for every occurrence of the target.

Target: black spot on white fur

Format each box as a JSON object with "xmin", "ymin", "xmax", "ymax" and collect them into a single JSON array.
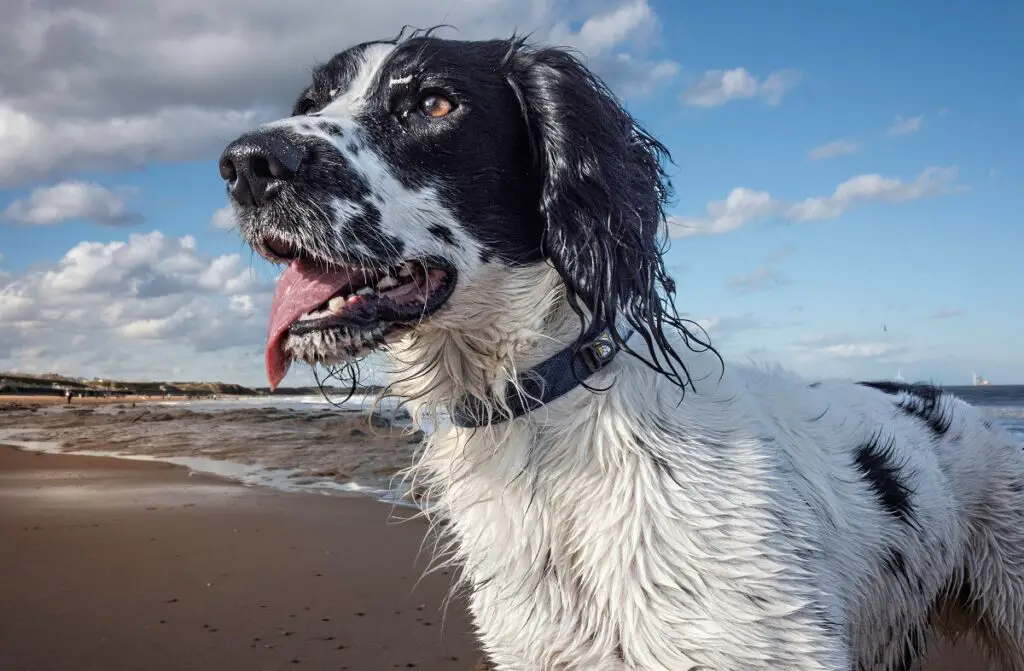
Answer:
[
  {"xmin": 852, "ymin": 430, "xmax": 918, "ymax": 528},
  {"xmin": 858, "ymin": 381, "xmax": 952, "ymax": 437},
  {"xmin": 344, "ymin": 202, "xmax": 405, "ymax": 258},
  {"xmin": 427, "ymin": 224, "xmax": 458, "ymax": 246}
]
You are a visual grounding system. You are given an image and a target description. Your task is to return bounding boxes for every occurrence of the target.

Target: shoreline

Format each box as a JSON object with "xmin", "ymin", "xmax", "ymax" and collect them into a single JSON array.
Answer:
[
  {"xmin": 0, "ymin": 394, "xmax": 281, "ymax": 406},
  {"xmin": 0, "ymin": 398, "xmax": 423, "ymax": 504}
]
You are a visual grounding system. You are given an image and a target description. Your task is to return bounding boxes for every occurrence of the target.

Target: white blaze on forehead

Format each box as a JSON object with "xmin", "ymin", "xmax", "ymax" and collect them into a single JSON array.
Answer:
[{"xmin": 318, "ymin": 42, "xmax": 396, "ymax": 118}]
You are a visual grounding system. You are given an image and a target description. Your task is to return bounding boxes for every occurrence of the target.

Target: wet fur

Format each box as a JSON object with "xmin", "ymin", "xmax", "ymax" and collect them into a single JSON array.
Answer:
[{"xmin": 225, "ymin": 32, "xmax": 1024, "ymax": 670}]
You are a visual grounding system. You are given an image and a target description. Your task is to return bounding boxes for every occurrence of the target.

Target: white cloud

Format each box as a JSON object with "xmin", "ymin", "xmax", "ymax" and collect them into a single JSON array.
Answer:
[
  {"xmin": 785, "ymin": 166, "xmax": 963, "ymax": 222},
  {"xmin": 550, "ymin": 0, "xmax": 658, "ymax": 54},
  {"xmin": 887, "ymin": 114, "xmax": 924, "ymax": 135},
  {"xmin": 693, "ymin": 314, "xmax": 763, "ymax": 339},
  {"xmin": 758, "ymin": 69, "xmax": 803, "ymax": 106},
  {"xmin": 211, "ymin": 206, "xmax": 237, "ymax": 230},
  {"xmin": 668, "ymin": 187, "xmax": 776, "ymax": 237},
  {"xmin": 600, "ymin": 53, "xmax": 681, "ymax": 97},
  {"xmin": 815, "ymin": 343, "xmax": 896, "ymax": 359},
  {"xmin": 0, "ymin": 0, "xmax": 678, "ymax": 187},
  {"xmin": 807, "ymin": 139, "xmax": 859, "ymax": 161},
  {"xmin": 0, "ymin": 231, "xmax": 284, "ymax": 385},
  {"xmin": 668, "ymin": 166, "xmax": 964, "ymax": 238},
  {"xmin": 2, "ymin": 181, "xmax": 144, "ymax": 227},
  {"xmin": 0, "ymin": 105, "xmax": 270, "ymax": 187},
  {"xmin": 789, "ymin": 331, "xmax": 908, "ymax": 369},
  {"xmin": 680, "ymin": 67, "xmax": 801, "ymax": 108}
]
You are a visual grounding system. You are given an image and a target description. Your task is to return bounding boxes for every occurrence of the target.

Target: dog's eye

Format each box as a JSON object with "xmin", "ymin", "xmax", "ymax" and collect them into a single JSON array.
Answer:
[{"xmin": 418, "ymin": 94, "xmax": 453, "ymax": 119}]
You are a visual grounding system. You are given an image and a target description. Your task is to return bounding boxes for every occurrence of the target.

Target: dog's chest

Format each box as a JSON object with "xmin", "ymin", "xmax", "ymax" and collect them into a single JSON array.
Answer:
[{"xmin": 429, "ymin": 419, "xmax": 788, "ymax": 669}]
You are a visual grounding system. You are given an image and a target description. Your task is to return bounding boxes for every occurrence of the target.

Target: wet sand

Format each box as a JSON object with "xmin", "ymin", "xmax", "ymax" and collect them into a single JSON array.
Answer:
[{"xmin": 0, "ymin": 446, "xmax": 479, "ymax": 670}]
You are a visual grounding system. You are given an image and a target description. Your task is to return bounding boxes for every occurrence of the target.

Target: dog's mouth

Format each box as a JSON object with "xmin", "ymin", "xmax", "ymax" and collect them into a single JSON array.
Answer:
[{"xmin": 266, "ymin": 252, "xmax": 456, "ymax": 389}]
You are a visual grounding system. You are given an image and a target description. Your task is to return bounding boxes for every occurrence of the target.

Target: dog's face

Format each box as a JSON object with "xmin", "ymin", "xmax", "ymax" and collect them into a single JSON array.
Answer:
[{"xmin": 221, "ymin": 34, "xmax": 690, "ymax": 390}]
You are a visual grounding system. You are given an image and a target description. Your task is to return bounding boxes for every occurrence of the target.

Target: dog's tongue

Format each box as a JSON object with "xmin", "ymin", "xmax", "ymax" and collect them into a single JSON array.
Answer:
[{"xmin": 266, "ymin": 260, "xmax": 353, "ymax": 390}]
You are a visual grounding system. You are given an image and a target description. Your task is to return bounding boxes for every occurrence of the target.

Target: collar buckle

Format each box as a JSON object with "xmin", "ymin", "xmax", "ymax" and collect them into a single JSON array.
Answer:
[{"xmin": 578, "ymin": 329, "xmax": 618, "ymax": 374}]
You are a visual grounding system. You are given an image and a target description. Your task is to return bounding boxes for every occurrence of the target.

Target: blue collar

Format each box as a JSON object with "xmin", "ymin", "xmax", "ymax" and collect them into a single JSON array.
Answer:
[{"xmin": 450, "ymin": 325, "xmax": 630, "ymax": 428}]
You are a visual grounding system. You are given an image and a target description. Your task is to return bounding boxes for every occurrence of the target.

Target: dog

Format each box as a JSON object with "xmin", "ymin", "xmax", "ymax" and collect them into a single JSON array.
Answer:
[{"xmin": 219, "ymin": 31, "xmax": 1024, "ymax": 670}]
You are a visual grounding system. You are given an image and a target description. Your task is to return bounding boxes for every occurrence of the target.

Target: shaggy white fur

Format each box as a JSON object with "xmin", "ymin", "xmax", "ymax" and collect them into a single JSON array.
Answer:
[
  {"xmin": 220, "ymin": 34, "xmax": 1024, "ymax": 671},
  {"xmin": 389, "ymin": 266, "xmax": 1024, "ymax": 671}
]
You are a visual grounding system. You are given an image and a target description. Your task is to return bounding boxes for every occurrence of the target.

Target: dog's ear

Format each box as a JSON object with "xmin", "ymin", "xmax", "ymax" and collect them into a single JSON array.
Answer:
[{"xmin": 505, "ymin": 41, "xmax": 711, "ymax": 389}]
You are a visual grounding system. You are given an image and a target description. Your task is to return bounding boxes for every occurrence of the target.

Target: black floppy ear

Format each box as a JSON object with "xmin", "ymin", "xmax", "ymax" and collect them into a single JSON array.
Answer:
[{"xmin": 505, "ymin": 41, "xmax": 709, "ymax": 389}]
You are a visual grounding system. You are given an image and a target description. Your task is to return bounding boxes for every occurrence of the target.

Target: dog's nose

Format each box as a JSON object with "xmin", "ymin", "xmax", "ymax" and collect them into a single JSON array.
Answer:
[{"xmin": 218, "ymin": 132, "xmax": 306, "ymax": 206}]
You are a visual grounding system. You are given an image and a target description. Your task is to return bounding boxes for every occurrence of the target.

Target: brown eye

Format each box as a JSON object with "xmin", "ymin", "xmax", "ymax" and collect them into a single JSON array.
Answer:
[{"xmin": 418, "ymin": 94, "xmax": 453, "ymax": 118}]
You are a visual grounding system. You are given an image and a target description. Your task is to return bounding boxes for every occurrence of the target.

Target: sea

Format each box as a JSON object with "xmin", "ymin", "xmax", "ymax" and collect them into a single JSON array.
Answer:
[
  {"xmin": 1, "ymin": 385, "xmax": 1022, "ymax": 504},
  {"xmin": 943, "ymin": 385, "xmax": 1024, "ymax": 441}
]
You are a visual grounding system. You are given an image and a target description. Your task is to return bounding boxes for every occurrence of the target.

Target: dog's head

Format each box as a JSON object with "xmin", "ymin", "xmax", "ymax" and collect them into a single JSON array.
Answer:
[{"xmin": 221, "ymin": 32, "xmax": 704, "ymax": 391}]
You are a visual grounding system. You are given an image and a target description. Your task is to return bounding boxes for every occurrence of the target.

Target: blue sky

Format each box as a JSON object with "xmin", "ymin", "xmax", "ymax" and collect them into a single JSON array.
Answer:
[{"xmin": 1, "ymin": 0, "xmax": 1021, "ymax": 386}]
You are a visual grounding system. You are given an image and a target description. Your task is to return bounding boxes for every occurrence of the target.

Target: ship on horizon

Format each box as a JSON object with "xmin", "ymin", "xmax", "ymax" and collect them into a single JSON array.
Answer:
[{"xmin": 973, "ymin": 372, "xmax": 991, "ymax": 386}]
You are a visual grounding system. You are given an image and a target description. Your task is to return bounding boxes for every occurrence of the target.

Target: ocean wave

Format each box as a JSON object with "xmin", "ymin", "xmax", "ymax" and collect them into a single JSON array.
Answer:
[{"xmin": 0, "ymin": 400, "xmax": 423, "ymax": 504}]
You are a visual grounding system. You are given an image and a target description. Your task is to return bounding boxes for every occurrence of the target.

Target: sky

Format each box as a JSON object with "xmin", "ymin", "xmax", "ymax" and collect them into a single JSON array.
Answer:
[{"xmin": 1, "ymin": 0, "xmax": 1021, "ymax": 388}]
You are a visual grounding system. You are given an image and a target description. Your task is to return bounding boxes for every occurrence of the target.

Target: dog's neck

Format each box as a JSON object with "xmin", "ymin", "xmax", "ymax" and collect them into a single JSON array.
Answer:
[{"xmin": 387, "ymin": 264, "xmax": 588, "ymax": 422}]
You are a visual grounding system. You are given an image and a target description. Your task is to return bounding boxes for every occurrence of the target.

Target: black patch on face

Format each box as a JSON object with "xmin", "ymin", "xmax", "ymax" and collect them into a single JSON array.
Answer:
[
  {"xmin": 314, "ymin": 38, "xmax": 546, "ymax": 264},
  {"xmin": 858, "ymin": 381, "xmax": 952, "ymax": 437},
  {"xmin": 427, "ymin": 224, "xmax": 458, "ymax": 246},
  {"xmin": 852, "ymin": 430, "xmax": 918, "ymax": 528},
  {"xmin": 344, "ymin": 202, "xmax": 405, "ymax": 258}
]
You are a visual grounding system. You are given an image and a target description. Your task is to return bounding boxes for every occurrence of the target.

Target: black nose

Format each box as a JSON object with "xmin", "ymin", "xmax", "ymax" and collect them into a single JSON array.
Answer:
[{"xmin": 218, "ymin": 132, "xmax": 306, "ymax": 206}]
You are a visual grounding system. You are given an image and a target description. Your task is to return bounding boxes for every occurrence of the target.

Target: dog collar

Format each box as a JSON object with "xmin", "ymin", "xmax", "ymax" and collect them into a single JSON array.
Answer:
[{"xmin": 450, "ymin": 324, "xmax": 631, "ymax": 428}]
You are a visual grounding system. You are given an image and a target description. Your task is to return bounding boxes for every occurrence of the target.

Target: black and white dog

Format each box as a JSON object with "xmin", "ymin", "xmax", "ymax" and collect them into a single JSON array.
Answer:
[{"xmin": 220, "ymin": 32, "xmax": 1024, "ymax": 670}]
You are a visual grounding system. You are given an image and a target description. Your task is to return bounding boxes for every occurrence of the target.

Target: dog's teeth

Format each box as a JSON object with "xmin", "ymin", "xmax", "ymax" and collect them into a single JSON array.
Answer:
[
  {"xmin": 377, "ymin": 276, "xmax": 399, "ymax": 290},
  {"xmin": 327, "ymin": 296, "xmax": 347, "ymax": 313},
  {"xmin": 398, "ymin": 264, "xmax": 413, "ymax": 278}
]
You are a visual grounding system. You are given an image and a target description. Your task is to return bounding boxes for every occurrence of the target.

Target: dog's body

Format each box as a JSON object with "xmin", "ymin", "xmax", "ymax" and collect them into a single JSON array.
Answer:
[
  {"xmin": 395, "ymin": 266, "xmax": 1024, "ymax": 670},
  {"xmin": 220, "ymin": 33, "xmax": 1024, "ymax": 670}
]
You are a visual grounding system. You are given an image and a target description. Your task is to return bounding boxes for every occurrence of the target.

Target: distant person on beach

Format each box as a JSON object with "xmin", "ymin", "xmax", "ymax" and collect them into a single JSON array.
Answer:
[{"xmin": 65, "ymin": 390, "xmax": 72, "ymax": 404}]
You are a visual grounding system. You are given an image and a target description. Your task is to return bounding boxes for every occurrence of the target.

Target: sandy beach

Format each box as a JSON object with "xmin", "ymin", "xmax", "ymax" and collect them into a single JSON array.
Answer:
[
  {"xmin": 0, "ymin": 398, "xmax": 1001, "ymax": 670},
  {"xmin": 0, "ymin": 445, "xmax": 480, "ymax": 670}
]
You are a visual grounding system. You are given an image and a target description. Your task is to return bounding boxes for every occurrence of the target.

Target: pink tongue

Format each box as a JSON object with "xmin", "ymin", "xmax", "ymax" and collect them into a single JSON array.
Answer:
[{"xmin": 266, "ymin": 260, "xmax": 353, "ymax": 390}]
